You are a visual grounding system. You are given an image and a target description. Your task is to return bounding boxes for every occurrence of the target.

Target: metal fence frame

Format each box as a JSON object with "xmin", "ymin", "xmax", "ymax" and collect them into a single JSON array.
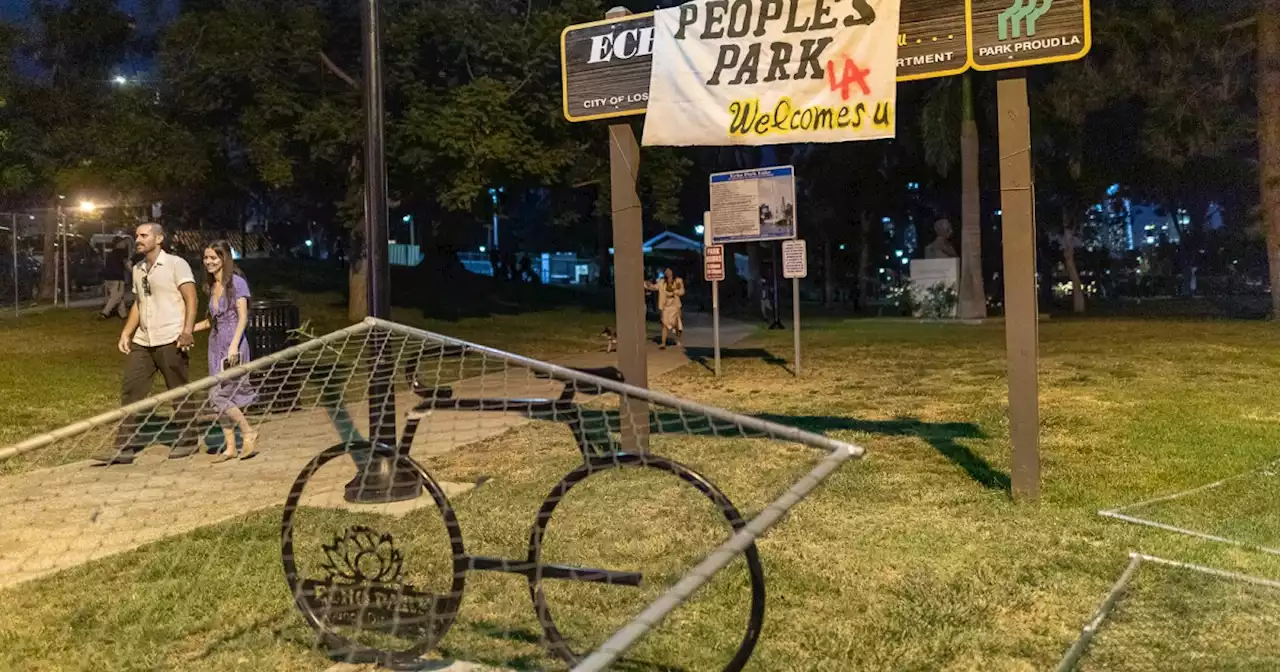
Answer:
[{"xmin": 0, "ymin": 317, "xmax": 865, "ymax": 670}]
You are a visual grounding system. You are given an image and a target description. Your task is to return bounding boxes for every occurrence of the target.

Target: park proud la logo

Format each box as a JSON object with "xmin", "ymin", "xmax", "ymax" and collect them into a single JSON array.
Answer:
[
  {"xmin": 999, "ymin": 0, "xmax": 1053, "ymax": 40},
  {"xmin": 975, "ymin": 0, "xmax": 1087, "ymax": 66},
  {"xmin": 299, "ymin": 526, "xmax": 441, "ymax": 636}
]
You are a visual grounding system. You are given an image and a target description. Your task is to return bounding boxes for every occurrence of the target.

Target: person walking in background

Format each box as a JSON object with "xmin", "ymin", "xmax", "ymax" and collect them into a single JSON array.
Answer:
[
  {"xmin": 98, "ymin": 237, "xmax": 131, "ymax": 320},
  {"xmin": 93, "ymin": 223, "xmax": 200, "ymax": 465},
  {"xmin": 645, "ymin": 268, "xmax": 685, "ymax": 349},
  {"xmin": 194, "ymin": 240, "xmax": 259, "ymax": 462}
]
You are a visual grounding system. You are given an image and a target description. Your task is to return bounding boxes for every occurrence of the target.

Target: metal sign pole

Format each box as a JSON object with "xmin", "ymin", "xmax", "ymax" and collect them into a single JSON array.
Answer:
[
  {"xmin": 61, "ymin": 213, "xmax": 69, "ymax": 308},
  {"xmin": 712, "ymin": 279, "xmax": 721, "ymax": 376},
  {"xmin": 782, "ymin": 238, "xmax": 806, "ymax": 377},
  {"xmin": 11, "ymin": 213, "xmax": 18, "ymax": 317},
  {"xmin": 703, "ymin": 212, "xmax": 721, "ymax": 377},
  {"xmin": 792, "ymin": 278, "xmax": 801, "ymax": 377}
]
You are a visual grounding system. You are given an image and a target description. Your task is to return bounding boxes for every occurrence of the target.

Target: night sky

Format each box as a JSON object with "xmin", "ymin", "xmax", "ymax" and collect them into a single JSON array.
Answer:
[
  {"xmin": 0, "ymin": 0, "xmax": 177, "ymax": 22},
  {"xmin": 0, "ymin": 0, "xmax": 177, "ymax": 25},
  {"xmin": 1, "ymin": 0, "xmax": 179, "ymax": 75}
]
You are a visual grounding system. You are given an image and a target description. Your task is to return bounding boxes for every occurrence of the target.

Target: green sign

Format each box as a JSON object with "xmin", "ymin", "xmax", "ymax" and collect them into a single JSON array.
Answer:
[{"xmin": 968, "ymin": 0, "xmax": 1091, "ymax": 71}]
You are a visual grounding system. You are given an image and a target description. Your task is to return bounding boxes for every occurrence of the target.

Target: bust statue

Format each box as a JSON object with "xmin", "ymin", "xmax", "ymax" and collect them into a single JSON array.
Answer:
[{"xmin": 924, "ymin": 218, "xmax": 958, "ymax": 259}]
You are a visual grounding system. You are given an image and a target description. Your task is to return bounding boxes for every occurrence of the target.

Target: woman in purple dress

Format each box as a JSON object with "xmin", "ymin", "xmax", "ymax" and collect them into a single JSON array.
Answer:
[{"xmin": 194, "ymin": 240, "xmax": 259, "ymax": 462}]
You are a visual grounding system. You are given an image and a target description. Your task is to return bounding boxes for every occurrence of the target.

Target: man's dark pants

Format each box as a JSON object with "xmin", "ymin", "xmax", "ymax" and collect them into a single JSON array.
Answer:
[{"xmin": 113, "ymin": 342, "xmax": 198, "ymax": 455}]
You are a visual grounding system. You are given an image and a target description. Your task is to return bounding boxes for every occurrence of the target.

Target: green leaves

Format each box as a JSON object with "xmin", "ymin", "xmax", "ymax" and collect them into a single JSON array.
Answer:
[{"xmin": 918, "ymin": 79, "xmax": 961, "ymax": 178}]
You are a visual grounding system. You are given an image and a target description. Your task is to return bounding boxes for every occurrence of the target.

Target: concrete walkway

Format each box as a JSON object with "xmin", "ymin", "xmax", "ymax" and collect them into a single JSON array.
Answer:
[
  {"xmin": 0, "ymin": 314, "xmax": 753, "ymax": 589},
  {"xmin": 0, "ymin": 297, "xmax": 103, "ymax": 319}
]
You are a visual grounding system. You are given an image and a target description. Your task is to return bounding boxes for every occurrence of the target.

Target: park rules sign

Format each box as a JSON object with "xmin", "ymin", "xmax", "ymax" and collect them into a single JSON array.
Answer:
[{"xmin": 642, "ymin": 0, "xmax": 902, "ymax": 147}]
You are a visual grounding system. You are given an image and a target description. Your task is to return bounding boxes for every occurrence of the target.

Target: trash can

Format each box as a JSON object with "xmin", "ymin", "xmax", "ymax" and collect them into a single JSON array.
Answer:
[{"xmin": 246, "ymin": 297, "xmax": 304, "ymax": 413}]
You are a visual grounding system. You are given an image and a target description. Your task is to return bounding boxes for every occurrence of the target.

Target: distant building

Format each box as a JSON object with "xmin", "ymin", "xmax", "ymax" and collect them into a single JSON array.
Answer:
[
  {"xmin": 1090, "ymin": 195, "xmax": 1134, "ymax": 258},
  {"xmin": 1091, "ymin": 184, "xmax": 1224, "ymax": 258}
]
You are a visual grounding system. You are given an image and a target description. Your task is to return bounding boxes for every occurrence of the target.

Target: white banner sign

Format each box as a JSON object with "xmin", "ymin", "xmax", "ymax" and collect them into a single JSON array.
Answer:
[{"xmin": 642, "ymin": 0, "xmax": 901, "ymax": 147}]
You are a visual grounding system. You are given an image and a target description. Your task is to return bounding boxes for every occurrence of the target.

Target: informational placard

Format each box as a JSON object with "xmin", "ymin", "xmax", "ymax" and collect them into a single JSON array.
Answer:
[
  {"xmin": 968, "ymin": 0, "xmax": 1091, "ymax": 71},
  {"xmin": 704, "ymin": 245, "xmax": 726, "ymax": 281},
  {"xmin": 782, "ymin": 239, "xmax": 808, "ymax": 279},
  {"xmin": 560, "ymin": 13, "xmax": 655, "ymax": 122},
  {"xmin": 643, "ymin": 0, "xmax": 901, "ymax": 147},
  {"xmin": 560, "ymin": 1, "xmax": 973, "ymax": 124},
  {"xmin": 709, "ymin": 166, "xmax": 797, "ymax": 244},
  {"xmin": 898, "ymin": 0, "xmax": 970, "ymax": 81}
]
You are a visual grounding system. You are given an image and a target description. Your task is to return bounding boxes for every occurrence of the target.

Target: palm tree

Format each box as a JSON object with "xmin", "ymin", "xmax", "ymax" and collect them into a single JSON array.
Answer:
[{"xmin": 919, "ymin": 73, "xmax": 986, "ymax": 319}]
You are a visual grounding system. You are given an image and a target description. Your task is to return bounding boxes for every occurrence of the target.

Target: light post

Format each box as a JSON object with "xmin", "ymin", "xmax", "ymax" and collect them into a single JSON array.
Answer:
[
  {"xmin": 343, "ymin": 0, "xmax": 419, "ymax": 504},
  {"xmin": 489, "ymin": 186, "xmax": 503, "ymax": 250}
]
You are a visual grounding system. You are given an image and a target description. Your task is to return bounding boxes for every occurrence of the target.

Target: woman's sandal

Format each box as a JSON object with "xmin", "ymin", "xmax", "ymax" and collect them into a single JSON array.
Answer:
[{"xmin": 239, "ymin": 432, "xmax": 261, "ymax": 461}]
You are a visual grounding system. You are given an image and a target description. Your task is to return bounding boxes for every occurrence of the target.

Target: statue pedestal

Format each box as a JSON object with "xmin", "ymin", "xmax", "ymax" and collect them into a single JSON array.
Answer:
[{"xmin": 909, "ymin": 259, "xmax": 960, "ymax": 318}]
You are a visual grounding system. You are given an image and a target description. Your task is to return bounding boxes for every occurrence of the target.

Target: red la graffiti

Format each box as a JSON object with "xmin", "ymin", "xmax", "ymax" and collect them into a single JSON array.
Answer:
[{"xmin": 826, "ymin": 58, "xmax": 872, "ymax": 101}]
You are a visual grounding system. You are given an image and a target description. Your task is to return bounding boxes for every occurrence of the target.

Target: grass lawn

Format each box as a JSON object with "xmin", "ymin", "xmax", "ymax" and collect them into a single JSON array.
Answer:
[{"xmin": 2, "ymin": 317, "xmax": 1280, "ymax": 670}]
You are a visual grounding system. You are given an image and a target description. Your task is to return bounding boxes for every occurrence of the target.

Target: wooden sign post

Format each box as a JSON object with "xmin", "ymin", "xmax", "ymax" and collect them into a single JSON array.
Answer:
[
  {"xmin": 970, "ymin": 0, "xmax": 1091, "ymax": 501},
  {"xmin": 602, "ymin": 6, "xmax": 648, "ymax": 454}
]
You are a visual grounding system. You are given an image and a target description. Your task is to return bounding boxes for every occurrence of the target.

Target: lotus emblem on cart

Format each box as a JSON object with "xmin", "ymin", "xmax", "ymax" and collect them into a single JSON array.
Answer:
[{"xmin": 299, "ymin": 526, "xmax": 440, "ymax": 634}]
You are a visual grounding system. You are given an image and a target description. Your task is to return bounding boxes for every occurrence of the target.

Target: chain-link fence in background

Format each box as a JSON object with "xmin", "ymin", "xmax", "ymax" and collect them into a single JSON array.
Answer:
[{"xmin": 0, "ymin": 319, "xmax": 861, "ymax": 671}]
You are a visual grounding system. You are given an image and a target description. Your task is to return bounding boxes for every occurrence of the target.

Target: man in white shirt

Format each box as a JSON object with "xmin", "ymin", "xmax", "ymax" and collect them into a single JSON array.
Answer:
[{"xmin": 93, "ymin": 223, "xmax": 200, "ymax": 465}]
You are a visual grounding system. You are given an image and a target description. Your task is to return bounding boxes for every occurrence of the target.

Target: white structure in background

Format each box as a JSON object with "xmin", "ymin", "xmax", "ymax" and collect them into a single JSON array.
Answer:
[
  {"xmin": 909, "ymin": 258, "xmax": 959, "ymax": 318},
  {"xmin": 642, "ymin": 231, "xmax": 750, "ymax": 279}
]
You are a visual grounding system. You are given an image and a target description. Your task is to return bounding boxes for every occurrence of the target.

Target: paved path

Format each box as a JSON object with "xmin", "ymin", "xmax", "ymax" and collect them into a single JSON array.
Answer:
[
  {"xmin": 0, "ymin": 297, "xmax": 103, "ymax": 319},
  {"xmin": 0, "ymin": 315, "xmax": 753, "ymax": 589}
]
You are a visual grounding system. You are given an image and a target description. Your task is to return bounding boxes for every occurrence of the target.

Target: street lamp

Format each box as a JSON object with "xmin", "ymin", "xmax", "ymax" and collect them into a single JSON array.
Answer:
[
  {"xmin": 112, "ymin": 75, "xmax": 128, "ymax": 85},
  {"xmin": 488, "ymin": 186, "xmax": 503, "ymax": 250},
  {"xmin": 79, "ymin": 200, "xmax": 96, "ymax": 214}
]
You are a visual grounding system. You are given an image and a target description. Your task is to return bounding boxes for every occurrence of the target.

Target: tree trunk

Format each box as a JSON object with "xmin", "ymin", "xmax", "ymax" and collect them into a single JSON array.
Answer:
[
  {"xmin": 1063, "ymin": 225, "xmax": 1085, "ymax": 314},
  {"xmin": 39, "ymin": 212, "xmax": 58, "ymax": 302},
  {"xmin": 1262, "ymin": 1, "xmax": 1280, "ymax": 319},
  {"xmin": 957, "ymin": 74, "xmax": 987, "ymax": 320},
  {"xmin": 857, "ymin": 211, "xmax": 873, "ymax": 310},
  {"xmin": 348, "ymin": 254, "xmax": 368, "ymax": 322},
  {"xmin": 347, "ymin": 219, "xmax": 368, "ymax": 322}
]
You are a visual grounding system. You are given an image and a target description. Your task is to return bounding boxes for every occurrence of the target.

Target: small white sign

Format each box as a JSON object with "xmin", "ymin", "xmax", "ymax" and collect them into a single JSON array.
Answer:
[
  {"xmin": 782, "ymin": 239, "xmax": 807, "ymax": 279},
  {"xmin": 705, "ymin": 244, "xmax": 726, "ymax": 282}
]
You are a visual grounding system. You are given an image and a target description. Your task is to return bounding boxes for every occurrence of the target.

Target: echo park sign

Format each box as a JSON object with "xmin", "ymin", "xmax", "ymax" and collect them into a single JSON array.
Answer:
[{"xmin": 560, "ymin": 0, "xmax": 1089, "ymax": 122}]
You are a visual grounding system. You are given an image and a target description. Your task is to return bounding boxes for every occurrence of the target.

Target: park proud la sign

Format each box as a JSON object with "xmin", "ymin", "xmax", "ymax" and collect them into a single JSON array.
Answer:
[
  {"xmin": 969, "ymin": 0, "xmax": 1091, "ymax": 70},
  {"xmin": 561, "ymin": 0, "xmax": 970, "ymax": 123},
  {"xmin": 560, "ymin": 0, "xmax": 1090, "ymax": 122}
]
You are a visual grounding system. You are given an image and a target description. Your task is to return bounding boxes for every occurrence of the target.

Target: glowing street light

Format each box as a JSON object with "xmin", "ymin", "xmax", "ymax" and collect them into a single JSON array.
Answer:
[
  {"xmin": 113, "ymin": 75, "xmax": 128, "ymax": 85},
  {"xmin": 79, "ymin": 200, "xmax": 97, "ymax": 214}
]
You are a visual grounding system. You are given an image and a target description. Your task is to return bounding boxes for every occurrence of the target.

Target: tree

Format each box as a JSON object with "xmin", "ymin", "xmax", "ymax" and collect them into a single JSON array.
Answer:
[
  {"xmin": 1262, "ymin": 0, "xmax": 1280, "ymax": 318},
  {"xmin": 919, "ymin": 74, "xmax": 986, "ymax": 319},
  {"xmin": 159, "ymin": 0, "xmax": 365, "ymax": 314},
  {"xmin": 23, "ymin": 0, "xmax": 137, "ymax": 300},
  {"xmin": 0, "ymin": 22, "xmax": 38, "ymax": 208},
  {"xmin": 156, "ymin": 0, "xmax": 688, "ymax": 320},
  {"xmin": 795, "ymin": 142, "xmax": 902, "ymax": 311},
  {"xmin": 1039, "ymin": 54, "xmax": 1115, "ymax": 314},
  {"xmin": 1117, "ymin": 3, "xmax": 1255, "ymax": 297}
]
